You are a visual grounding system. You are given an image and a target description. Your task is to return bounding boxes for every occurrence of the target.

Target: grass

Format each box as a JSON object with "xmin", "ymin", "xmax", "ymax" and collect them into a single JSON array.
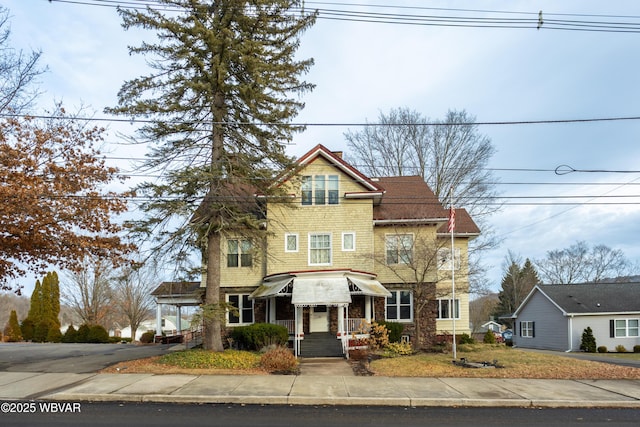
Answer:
[
  {"xmin": 369, "ymin": 344, "xmax": 640, "ymax": 379},
  {"xmin": 101, "ymin": 344, "xmax": 640, "ymax": 379}
]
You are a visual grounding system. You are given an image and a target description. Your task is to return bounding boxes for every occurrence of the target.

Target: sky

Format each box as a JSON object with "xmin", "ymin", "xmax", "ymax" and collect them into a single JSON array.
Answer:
[{"xmin": 4, "ymin": 0, "xmax": 640, "ymax": 296}]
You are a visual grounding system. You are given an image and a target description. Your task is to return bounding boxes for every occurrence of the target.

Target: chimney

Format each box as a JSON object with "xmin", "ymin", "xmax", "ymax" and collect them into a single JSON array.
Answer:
[{"xmin": 332, "ymin": 151, "xmax": 343, "ymax": 159}]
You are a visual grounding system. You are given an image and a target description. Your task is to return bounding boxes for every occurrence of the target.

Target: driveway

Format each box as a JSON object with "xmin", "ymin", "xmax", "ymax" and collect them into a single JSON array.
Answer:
[{"xmin": 0, "ymin": 342, "xmax": 173, "ymax": 373}]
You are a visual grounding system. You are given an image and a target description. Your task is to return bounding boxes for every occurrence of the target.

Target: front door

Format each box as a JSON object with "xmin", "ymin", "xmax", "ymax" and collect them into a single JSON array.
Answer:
[{"xmin": 309, "ymin": 305, "xmax": 329, "ymax": 333}]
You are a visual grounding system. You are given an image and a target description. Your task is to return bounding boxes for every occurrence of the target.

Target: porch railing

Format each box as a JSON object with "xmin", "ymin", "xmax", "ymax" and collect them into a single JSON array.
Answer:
[
  {"xmin": 275, "ymin": 319, "xmax": 295, "ymax": 335},
  {"xmin": 347, "ymin": 318, "xmax": 370, "ymax": 335}
]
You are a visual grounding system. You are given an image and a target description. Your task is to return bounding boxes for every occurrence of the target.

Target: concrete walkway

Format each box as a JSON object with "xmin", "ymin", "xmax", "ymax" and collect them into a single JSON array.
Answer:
[{"xmin": 1, "ymin": 370, "xmax": 640, "ymax": 408}]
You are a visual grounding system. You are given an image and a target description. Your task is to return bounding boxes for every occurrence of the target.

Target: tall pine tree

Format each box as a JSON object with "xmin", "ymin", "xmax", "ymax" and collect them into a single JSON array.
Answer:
[
  {"xmin": 24, "ymin": 272, "xmax": 61, "ymax": 342},
  {"xmin": 106, "ymin": 1, "xmax": 317, "ymax": 351},
  {"xmin": 493, "ymin": 255, "xmax": 540, "ymax": 328}
]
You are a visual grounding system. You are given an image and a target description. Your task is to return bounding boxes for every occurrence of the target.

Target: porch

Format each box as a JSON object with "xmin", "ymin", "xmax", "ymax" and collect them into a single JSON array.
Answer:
[{"xmin": 249, "ymin": 270, "xmax": 391, "ymax": 357}]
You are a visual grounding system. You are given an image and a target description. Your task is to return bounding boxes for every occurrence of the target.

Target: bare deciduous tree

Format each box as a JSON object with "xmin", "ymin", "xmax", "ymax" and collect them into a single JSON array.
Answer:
[
  {"xmin": 62, "ymin": 256, "xmax": 115, "ymax": 328},
  {"xmin": 345, "ymin": 108, "xmax": 501, "ymax": 294},
  {"xmin": 114, "ymin": 264, "xmax": 155, "ymax": 342},
  {"xmin": 535, "ymin": 241, "xmax": 634, "ymax": 284}
]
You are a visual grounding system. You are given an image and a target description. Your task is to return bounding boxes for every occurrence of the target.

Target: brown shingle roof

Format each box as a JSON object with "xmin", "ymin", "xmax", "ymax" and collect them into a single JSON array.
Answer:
[
  {"xmin": 373, "ymin": 176, "xmax": 447, "ymax": 221},
  {"xmin": 373, "ymin": 176, "xmax": 480, "ymax": 235}
]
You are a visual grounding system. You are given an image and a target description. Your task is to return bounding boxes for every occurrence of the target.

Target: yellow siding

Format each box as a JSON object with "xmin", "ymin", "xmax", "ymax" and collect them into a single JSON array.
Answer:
[{"xmin": 266, "ymin": 157, "xmax": 375, "ymax": 275}]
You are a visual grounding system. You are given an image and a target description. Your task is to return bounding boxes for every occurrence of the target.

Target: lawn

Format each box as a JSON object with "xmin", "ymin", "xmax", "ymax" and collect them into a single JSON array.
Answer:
[
  {"xmin": 369, "ymin": 344, "xmax": 640, "ymax": 379},
  {"xmin": 101, "ymin": 344, "xmax": 640, "ymax": 379}
]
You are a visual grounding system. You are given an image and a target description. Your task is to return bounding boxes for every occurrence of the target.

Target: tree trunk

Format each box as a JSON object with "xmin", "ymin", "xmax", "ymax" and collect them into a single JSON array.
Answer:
[{"xmin": 203, "ymin": 228, "xmax": 224, "ymax": 351}]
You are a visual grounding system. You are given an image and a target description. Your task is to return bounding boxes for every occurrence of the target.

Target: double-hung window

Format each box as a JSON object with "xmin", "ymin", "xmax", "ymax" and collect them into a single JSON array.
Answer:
[
  {"xmin": 385, "ymin": 234, "xmax": 413, "ymax": 265},
  {"xmin": 436, "ymin": 298, "xmax": 460, "ymax": 319},
  {"xmin": 309, "ymin": 233, "xmax": 331, "ymax": 265},
  {"xmin": 520, "ymin": 321, "xmax": 535, "ymax": 338},
  {"xmin": 227, "ymin": 239, "xmax": 252, "ymax": 268},
  {"xmin": 437, "ymin": 248, "xmax": 461, "ymax": 270},
  {"xmin": 227, "ymin": 294, "xmax": 253, "ymax": 325},
  {"xmin": 614, "ymin": 319, "xmax": 639, "ymax": 337},
  {"xmin": 301, "ymin": 175, "xmax": 339, "ymax": 205},
  {"xmin": 386, "ymin": 290, "xmax": 413, "ymax": 322}
]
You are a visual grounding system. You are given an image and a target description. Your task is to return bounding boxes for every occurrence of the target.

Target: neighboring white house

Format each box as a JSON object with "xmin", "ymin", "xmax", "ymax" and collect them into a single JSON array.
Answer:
[
  {"xmin": 511, "ymin": 282, "xmax": 640, "ymax": 352},
  {"xmin": 120, "ymin": 316, "xmax": 190, "ymax": 341}
]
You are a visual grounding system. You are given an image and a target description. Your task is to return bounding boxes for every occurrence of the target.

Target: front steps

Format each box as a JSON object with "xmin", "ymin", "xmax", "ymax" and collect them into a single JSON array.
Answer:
[{"xmin": 299, "ymin": 332, "xmax": 344, "ymax": 358}]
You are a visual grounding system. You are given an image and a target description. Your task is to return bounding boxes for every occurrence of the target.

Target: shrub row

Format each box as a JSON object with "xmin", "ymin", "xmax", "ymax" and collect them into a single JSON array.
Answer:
[
  {"xmin": 62, "ymin": 324, "xmax": 110, "ymax": 343},
  {"xmin": 230, "ymin": 323, "xmax": 288, "ymax": 351}
]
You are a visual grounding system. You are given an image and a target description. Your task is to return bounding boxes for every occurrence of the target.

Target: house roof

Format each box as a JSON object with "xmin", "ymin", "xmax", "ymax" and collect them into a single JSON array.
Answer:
[
  {"xmin": 151, "ymin": 281, "xmax": 203, "ymax": 297},
  {"xmin": 373, "ymin": 176, "xmax": 480, "ymax": 235},
  {"xmin": 516, "ymin": 282, "xmax": 640, "ymax": 316}
]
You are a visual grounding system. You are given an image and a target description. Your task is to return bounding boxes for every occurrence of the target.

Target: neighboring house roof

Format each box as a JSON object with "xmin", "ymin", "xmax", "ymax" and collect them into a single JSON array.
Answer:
[
  {"xmin": 151, "ymin": 281, "xmax": 203, "ymax": 297},
  {"xmin": 514, "ymin": 282, "xmax": 640, "ymax": 316}
]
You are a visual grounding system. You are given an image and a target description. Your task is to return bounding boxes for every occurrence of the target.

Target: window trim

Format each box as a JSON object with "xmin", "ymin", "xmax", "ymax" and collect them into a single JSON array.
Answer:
[
  {"xmin": 227, "ymin": 238, "xmax": 253, "ymax": 268},
  {"xmin": 435, "ymin": 298, "xmax": 460, "ymax": 320},
  {"xmin": 520, "ymin": 321, "xmax": 535, "ymax": 338},
  {"xmin": 308, "ymin": 232, "xmax": 332, "ymax": 266},
  {"xmin": 301, "ymin": 174, "xmax": 340, "ymax": 206},
  {"xmin": 437, "ymin": 247, "xmax": 461, "ymax": 270},
  {"xmin": 385, "ymin": 290, "xmax": 413, "ymax": 322},
  {"xmin": 613, "ymin": 318, "xmax": 639, "ymax": 338},
  {"xmin": 226, "ymin": 293, "xmax": 254, "ymax": 326},
  {"xmin": 385, "ymin": 234, "xmax": 414, "ymax": 265},
  {"xmin": 342, "ymin": 232, "xmax": 356, "ymax": 251},
  {"xmin": 285, "ymin": 233, "xmax": 299, "ymax": 253}
]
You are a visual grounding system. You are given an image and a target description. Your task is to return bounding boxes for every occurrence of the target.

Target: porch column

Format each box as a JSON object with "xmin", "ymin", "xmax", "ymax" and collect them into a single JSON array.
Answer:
[
  {"xmin": 365, "ymin": 296, "xmax": 372, "ymax": 323},
  {"xmin": 176, "ymin": 306, "xmax": 182, "ymax": 333},
  {"xmin": 337, "ymin": 305, "xmax": 345, "ymax": 338},
  {"xmin": 269, "ymin": 297, "xmax": 276, "ymax": 323},
  {"xmin": 294, "ymin": 305, "xmax": 304, "ymax": 357},
  {"xmin": 155, "ymin": 302, "xmax": 162, "ymax": 337}
]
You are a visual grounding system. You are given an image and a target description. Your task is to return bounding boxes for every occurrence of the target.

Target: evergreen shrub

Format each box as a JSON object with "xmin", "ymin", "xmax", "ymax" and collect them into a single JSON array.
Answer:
[{"xmin": 230, "ymin": 323, "xmax": 288, "ymax": 350}]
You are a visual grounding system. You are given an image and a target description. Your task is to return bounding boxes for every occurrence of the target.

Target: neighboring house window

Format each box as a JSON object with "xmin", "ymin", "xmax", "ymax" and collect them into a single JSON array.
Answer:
[
  {"xmin": 436, "ymin": 298, "xmax": 460, "ymax": 319},
  {"xmin": 227, "ymin": 294, "xmax": 253, "ymax": 325},
  {"xmin": 613, "ymin": 319, "xmax": 639, "ymax": 338},
  {"xmin": 285, "ymin": 233, "xmax": 299, "ymax": 252},
  {"xmin": 227, "ymin": 239, "xmax": 252, "ymax": 267},
  {"xmin": 342, "ymin": 232, "xmax": 355, "ymax": 251},
  {"xmin": 309, "ymin": 233, "xmax": 331, "ymax": 265},
  {"xmin": 386, "ymin": 290, "xmax": 413, "ymax": 322},
  {"xmin": 386, "ymin": 234, "xmax": 413, "ymax": 265},
  {"xmin": 437, "ymin": 248, "xmax": 461, "ymax": 270},
  {"xmin": 520, "ymin": 321, "xmax": 535, "ymax": 338},
  {"xmin": 301, "ymin": 175, "xmax": 339, "ymax": 206}
]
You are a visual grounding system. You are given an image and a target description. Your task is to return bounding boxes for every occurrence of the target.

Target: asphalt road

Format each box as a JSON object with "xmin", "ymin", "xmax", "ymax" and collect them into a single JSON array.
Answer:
[
  {"xmin": 0, "ymin": 342, "xmax": 173, "ymax": 373},
  {"xmin": 2, "ymin": 403, "xmax": 639, "ymax": 427}
]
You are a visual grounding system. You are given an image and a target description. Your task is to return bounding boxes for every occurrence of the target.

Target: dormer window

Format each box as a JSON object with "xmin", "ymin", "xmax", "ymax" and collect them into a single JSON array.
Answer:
[{"xmin": 301, "ymin": 175, "xmax": 339, "ymax": 205}]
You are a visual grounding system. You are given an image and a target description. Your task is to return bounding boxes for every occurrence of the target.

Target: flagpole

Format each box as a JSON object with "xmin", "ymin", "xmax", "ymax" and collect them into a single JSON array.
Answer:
[{"xmin": 449, "ymin": 191, "xmax": 457, "ymax": 360}]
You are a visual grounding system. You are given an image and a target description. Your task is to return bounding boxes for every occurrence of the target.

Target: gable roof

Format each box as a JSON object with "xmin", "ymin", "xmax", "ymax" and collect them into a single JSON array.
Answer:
[
  {"xmin": 515, "ymin": 282, "xmax": 640, "ymax": 316},
  {"xmin": 288, "ymin": 144, "xmax": 384, "ymax": 193}
]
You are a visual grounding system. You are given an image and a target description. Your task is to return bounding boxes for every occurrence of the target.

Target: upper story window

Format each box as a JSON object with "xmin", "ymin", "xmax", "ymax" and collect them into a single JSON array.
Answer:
[
  {"xmin": 285, "ymin": 233, "xmax": 299, "ymax": 252},
  {"xmin": 437, "ymin": 248, "xmax": 461, "ymax": 270},
  {"xmin": 301, "ymin": 175, "xmax": 339, "ymax": 206},
  {"xmin": 385, "ymin": 234, "xmax": 413, "ymax": 265},
  {"xmin": 342, "ymin": 232, "xmax": 355, "ymax": 251},
  {"xmin": 309, "ymin": 233, "xmax": 331, "ymax": 265},
  {"xmin": 227, "ymin": 239, "xmax": 252, "ymax": 268}
]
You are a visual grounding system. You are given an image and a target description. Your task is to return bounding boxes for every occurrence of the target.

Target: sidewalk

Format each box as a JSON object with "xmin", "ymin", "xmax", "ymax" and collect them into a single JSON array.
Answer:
[{"xmin": 2, "ymin": 370, "xmax": 640, "ymax": 408}]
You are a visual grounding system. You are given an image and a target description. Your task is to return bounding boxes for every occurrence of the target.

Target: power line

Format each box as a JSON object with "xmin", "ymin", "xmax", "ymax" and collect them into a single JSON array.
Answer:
[
  {"xmin": 46, "ymin": 0, "xmax": 640, "ymax": 33},
  {"xmin": 5, "ymin": 111, "xmax": 640, "ymax": 127}
]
